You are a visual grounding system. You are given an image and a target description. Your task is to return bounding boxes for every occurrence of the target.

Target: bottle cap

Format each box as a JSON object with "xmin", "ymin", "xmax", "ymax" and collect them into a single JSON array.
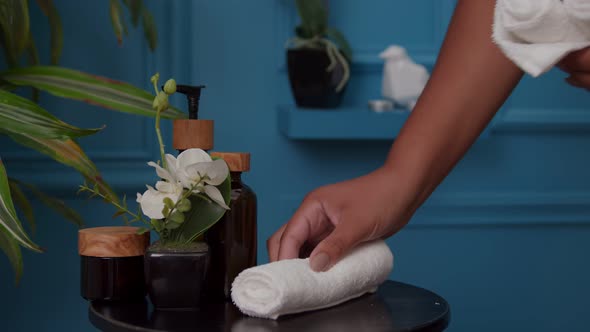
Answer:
[
  {"xmin": 172, "ymin": 84, "xmax": 214, "ymax": 150},
  {"xmin": 210, "ymin": 152, "xmax": 250, "ymax": 172},
  {"xmin": 173, "ymin": 119, "xmax": 214, "ymax": 150},
  {"xmin": 78, "ymin": 226, "xmax": 150, "ymax": 257}
]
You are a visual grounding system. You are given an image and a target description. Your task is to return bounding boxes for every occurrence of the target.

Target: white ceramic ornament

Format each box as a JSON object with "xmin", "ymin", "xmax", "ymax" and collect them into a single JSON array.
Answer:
[{"xmin": 380, "ymin": 45, "xmax": 429, "ymax": 110}]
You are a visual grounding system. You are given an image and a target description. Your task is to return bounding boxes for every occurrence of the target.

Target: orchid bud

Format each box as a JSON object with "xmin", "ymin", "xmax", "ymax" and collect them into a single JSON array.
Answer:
[
  {"xmin": 150, "ymin": 73, "xmax": 160, "ymax": 84},
  {"xmin": 163, "ymin": 79, "xmax": 177, "ymax": 95}
]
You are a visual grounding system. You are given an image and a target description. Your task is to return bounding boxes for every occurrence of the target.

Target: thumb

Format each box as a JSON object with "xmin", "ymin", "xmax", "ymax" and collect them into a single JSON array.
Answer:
[{"xmin": 309, "ymin": 225, "xmax": 366, "ymax": 272}]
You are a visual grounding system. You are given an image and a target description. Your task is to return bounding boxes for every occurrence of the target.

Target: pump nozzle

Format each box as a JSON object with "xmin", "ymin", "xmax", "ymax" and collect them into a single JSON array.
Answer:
[{"xmin": 173, "ymin": 84, "xmax": 206, "ymax": 119}]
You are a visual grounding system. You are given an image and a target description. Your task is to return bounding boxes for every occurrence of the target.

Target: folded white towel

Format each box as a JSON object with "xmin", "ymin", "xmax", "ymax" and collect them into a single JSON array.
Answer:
[
  {"xmin": 493, "ymin": 0, "xmax": 590, "ymax": 77},
  {"xmin": 231, "ymin": 240, "xmax": 394, "ymax": 319}
]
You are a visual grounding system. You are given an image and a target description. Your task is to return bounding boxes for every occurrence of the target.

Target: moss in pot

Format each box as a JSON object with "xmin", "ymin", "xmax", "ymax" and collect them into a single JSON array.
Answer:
[{"xmin": 81, "ymin": 74, "xmax": 231, "ymax": 310}]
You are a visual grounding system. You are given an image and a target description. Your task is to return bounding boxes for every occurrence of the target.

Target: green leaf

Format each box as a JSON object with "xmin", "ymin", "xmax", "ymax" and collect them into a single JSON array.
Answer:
[
  {"xmin": 295, "ymin": 0, "xmax": 327, "ymax": 38},
  {"xmin": 0, "ymin": 0, "xmax": 30, "ymax": 66},
  {"xmin": 25, "ymin": 32, "xmax": 40, "ymax": 102},
  {"xmin": 0, "ymin": 228, "xmax": 23, "ymax": 283},
  {"xmin": 168, "ymin": 174, "xmax": 231, "ymax": 243},
  {"xmin": 325, "ymin": 27, "xmax": 352, "ymax": 62},
  {"xmin": 141, "ymin": 9, "xmax": 157, "ymax": 51},
  {"xmin": 23, "ymin": 182, "xmax": 84, "ymax": 227},
  {"xmin": 163, "ymin": 197, "xmax": 174, "ymax": 209},
  {"xmin": 7, "ymin": 134, "xmax": 119, "ymax": 203},
  {"xmin": 177, "ymin": 198, "xmax": 191, "ymax": 213},
  {"xmin": 122, "ymin": 0, "xmax": 142, "ymax": 27},
  {"xmin": 150, "ymin": 219, "xmax": 163, "ymax": 232},
  {"xmin": 26, "ymin": 32, "xmax": 39, "ymax": 67},
  {"xmin": 35, "ymin": 0, "xmax": 63, "ymax": 65},
  {"xmin": 8, "ymin": 180, "xmax": 35, "ymax": 233},
  {"xmin": 0, "ymin": 89, "xmax": 103, "ymax": 139},
  {"xmin": 137, "ymin": 227, "xmax": 150, "ymax": 235},
  {"xmin": 168, "ymin": 210, "xmax": 184, "ymax": 224},
  {"xmin": 109, "ymin": 0, "xmax": 127, "ymax": 46},
  {"xmin": 0, "ymin": 158, "xmax": 43, "ymax": 253},
  {"xmin": 0, "ymin": 66, "xmax": 186, "ymax": 119}
]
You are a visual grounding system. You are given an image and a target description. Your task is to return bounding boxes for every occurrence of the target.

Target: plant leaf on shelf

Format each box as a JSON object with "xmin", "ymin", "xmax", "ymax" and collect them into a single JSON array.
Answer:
[
  {"xmin": 325, "ymin": 27, "xmax": 352, "ymax": 62},
  {"xmin": 0, "ymin": 66, "xmax": 186, "ymax": 119},
  {"xmin": 0, "ymin": 0, "xmax": 30, "ymax": 67},
  {"xmin": 295, "ymin": 0, "xmax": 327, "ymax": 38},
  {"xmin": 8, "ymin": 180, "xmax": 35, "ymax": 233},
  {"xmin": 7, "ymin": 134, "xmax": 119, "ymax": 203},
  {"xmin": 0, "ymin": 89, "xmax": 103, "ymax": 139},
  {"xmin": 35, "ymin": 0, "xmax": 63, "ymax": 65},
  {"xmin": 0, "ymin": 158, "xmax": 43, "ymax": 254}
]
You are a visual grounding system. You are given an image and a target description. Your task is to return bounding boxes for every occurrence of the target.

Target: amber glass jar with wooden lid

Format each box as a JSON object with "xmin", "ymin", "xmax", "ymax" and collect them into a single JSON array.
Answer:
[
  {"xmin": 206, "ymin": 152, "xmax": 257, "ymax": 301},
  {"xmin": 79, "ymin": 226, "xmax": 149, "ymax": 301}
]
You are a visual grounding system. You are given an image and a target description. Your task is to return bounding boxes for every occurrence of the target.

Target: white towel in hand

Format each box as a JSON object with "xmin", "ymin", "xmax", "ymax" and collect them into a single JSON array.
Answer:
[
  {"xmin": 231, "ymin": 240, "xmax": 394, "ymax": 319},
  {"xmin": 493, "ymin": 0, "xmax": 590, "ymax": 77}
]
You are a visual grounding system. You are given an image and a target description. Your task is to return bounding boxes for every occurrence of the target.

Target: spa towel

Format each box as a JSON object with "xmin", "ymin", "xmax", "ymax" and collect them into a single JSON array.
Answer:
[
  {"xmin": 493, "ymin": 0, "xmax": 590, "ymax": 77},
  {"xmin": 231, "ymin": 240, "xmax": 394, "ymax": 319}
]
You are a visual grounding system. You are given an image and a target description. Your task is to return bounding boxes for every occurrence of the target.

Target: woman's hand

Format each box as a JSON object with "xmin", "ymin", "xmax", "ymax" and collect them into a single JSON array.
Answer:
[
  {"xmin": 266, "ymin": 167, "xmax": 410, "ymax": 272},
  {"xmin": 558, "ymin": 47, "xmax": 590, "ymax": 90}
]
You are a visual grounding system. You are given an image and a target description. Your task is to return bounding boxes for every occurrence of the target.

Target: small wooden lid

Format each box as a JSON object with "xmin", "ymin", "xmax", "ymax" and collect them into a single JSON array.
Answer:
[
  {"xmin": 210, "ymin": 152, "xmax": 250, "ymax": 172},
  {"xmin": 78, "ymin": 226, "xmax": 150, "ymax": 257},
  {"xmin": 173, "ymin": 119, "xmax": 214, "ymax": 150}
]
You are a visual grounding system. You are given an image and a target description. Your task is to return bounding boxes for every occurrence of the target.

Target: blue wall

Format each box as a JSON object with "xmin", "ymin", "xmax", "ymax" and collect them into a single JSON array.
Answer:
[{"xmin": 2, "ymin": 1, "xmax": 590, "ymax": 331}]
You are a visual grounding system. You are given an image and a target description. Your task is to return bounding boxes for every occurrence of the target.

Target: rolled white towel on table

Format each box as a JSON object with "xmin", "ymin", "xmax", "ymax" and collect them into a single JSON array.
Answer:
[
  {"xmin": 231, "ymin": 240, "xmax": 394, "ymax": 320},
  {"xmin": 493, "ymin": 0, "xmax": 590, "ymax": 77}
]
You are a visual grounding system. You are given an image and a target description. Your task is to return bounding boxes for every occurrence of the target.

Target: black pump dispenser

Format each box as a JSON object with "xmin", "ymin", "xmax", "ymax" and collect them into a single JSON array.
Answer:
[{"xmin": 175, "ymin": 85, "xmax": 206, "ymax": 119}]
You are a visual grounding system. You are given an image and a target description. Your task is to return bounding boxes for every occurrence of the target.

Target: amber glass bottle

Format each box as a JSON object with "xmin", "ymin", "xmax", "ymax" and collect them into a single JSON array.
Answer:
[{"xmin": 206, "ymin": 152, "xmax": 257, "ymax": 301}]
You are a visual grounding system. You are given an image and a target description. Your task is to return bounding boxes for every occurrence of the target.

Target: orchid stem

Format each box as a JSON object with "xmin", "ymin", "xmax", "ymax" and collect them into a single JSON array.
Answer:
[{"xmin": 155, "ymin": 108, "xmax": 166, "ymax": 169}]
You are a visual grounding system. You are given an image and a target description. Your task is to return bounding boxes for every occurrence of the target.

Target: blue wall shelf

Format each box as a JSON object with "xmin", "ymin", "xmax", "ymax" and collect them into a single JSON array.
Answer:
[
  {"xmin": 278, "ymin": 105, "xmax": 410, "ymax": 140},
  {"xmin": 278, "ymin": 105, "xmax": 493, "ymax": 140}
]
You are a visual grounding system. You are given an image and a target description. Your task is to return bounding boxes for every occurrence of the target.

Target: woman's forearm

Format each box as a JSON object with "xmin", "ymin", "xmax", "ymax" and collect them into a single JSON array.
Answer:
[{"xmin": 384, "ymin": 0, "xmax": 523, "ymax": 217}]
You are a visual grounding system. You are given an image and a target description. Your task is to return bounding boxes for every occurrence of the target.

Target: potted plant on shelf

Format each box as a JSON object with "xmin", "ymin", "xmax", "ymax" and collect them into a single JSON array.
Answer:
[
  {"xmin": 79, "ymin": 74, "xmax": 232, "ymax": 310},
  {"xmin": 287, "ymin": 0, "xmax": 353, "ymax": 109}
]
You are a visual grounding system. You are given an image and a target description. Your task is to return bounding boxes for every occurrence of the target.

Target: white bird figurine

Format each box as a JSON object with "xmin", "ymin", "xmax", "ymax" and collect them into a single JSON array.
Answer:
[{"xmin": 379, "ymin": 45, "xmax": 429, "ymax": 110}]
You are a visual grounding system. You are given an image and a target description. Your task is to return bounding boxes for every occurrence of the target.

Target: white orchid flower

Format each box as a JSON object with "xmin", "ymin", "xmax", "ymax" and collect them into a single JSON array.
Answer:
[
  {"xmin": 136, "ymin": 181, "xmax": 183, "ymax": 219},
  {"xmin": 137, "ymin": 149, "xmax": 230, "ymax": 218},
  {"xmin": 176, "ymin": 149, "xmax": 230, "ymax": 210}
]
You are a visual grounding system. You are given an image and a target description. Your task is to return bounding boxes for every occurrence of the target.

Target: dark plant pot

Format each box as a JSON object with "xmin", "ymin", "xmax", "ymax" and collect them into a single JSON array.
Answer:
[
  {"xmin": 287, "ymin": 48, "xmax": 349, "ymax": 109},
  {"xmin": 144, "ymin": 242, "xmax": 209, "ymax": 310}
]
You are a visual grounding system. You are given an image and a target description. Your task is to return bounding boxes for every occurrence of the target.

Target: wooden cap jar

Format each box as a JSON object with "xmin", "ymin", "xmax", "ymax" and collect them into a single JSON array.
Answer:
[{"xmin": 79, "ymin": 226, "xmax": 150, "ymax": 301}]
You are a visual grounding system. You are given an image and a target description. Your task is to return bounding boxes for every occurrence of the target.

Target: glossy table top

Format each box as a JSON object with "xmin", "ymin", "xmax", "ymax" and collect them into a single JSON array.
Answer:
[{"xmin": 89, "ymin": 280, "xmax": 450, "ymax": 332}]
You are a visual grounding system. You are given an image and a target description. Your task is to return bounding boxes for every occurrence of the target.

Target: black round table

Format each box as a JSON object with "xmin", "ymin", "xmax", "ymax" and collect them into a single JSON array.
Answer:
[{"xmin": 89, "ymin": 281, "xmax": 450, "ymax": 332}]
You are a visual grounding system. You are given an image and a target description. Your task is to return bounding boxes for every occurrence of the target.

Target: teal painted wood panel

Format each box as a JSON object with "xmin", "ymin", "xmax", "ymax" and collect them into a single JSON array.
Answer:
[{"xmin": 2, "ymin": 1, "xmax": 590, "ymax": 331}]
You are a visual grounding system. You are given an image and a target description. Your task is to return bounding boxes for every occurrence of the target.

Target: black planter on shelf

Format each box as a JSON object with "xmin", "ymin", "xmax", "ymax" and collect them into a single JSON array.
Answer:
[
  {"xmin": 287, "ymin": 48, "xmax": 349, "ymax": 109},
  {"xmin": 144, "ymin": 242, "xmax": 210, "ymax": 310}
]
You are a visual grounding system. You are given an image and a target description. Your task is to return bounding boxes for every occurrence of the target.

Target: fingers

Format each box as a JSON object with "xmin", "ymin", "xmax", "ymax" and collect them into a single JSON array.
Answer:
[
  {"xmin": 309, "ymin": 222, "xmax": 367, "ymax": 272},
  {"xmin": 267, "ymin": 224, "xmax": 286, "ymax": 262},
  {"xmin": 565, "ymin": 72, "xmax": 590, "ymax": 90},
  {"xmin": 277, "ymin": 197, "xmax": 327, "ymax": 260},
  {"xmin": 559, "ymin": 47, "xmax": 590, "ymax": 73}
]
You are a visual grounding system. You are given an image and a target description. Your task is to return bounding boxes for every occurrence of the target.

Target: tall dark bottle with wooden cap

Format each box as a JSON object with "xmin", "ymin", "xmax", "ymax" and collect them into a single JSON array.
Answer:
[
  {"xmin": 79, "ymin": 226, "xmax": 150, "ymax": 301},
  {"xmin": 206, "ymin": 152, "xmax": 257, "ymax": 301}
]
